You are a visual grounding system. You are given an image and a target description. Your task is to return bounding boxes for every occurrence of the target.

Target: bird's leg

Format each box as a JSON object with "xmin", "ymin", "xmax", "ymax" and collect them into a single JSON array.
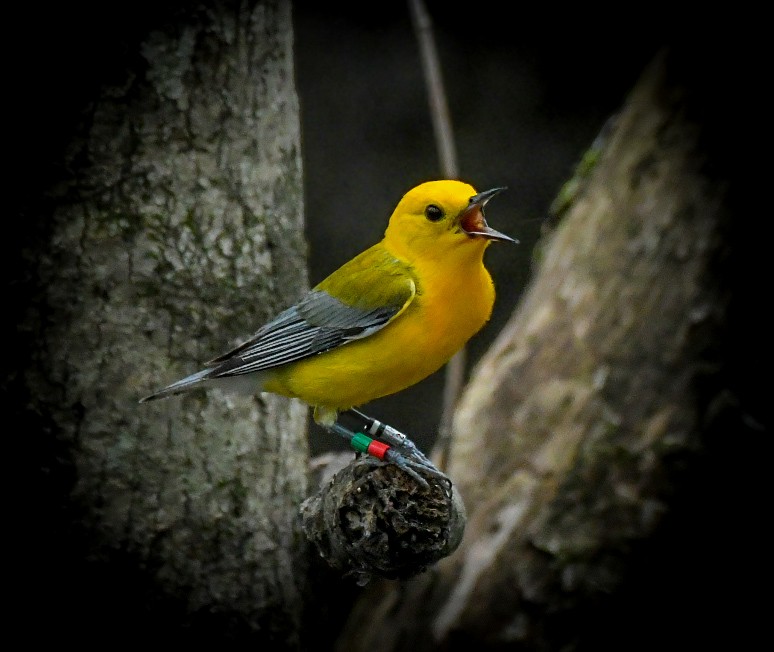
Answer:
[
  {"xmin": 324, "ymin": 421, "xmax": 428, "ymax": 488},
  {"xmin": 344, "ymin": 408, "xmax": 433, "ymax": 464},
  {"xmin": 337, "ymin": 409, "xmax": 451, "ymax": 489}
]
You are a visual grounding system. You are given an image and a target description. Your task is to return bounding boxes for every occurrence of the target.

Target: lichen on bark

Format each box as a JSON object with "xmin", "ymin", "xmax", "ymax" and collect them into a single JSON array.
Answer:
[{"xmin": 19, "ymin": 0, "xmax": 308, "ymax": 644}]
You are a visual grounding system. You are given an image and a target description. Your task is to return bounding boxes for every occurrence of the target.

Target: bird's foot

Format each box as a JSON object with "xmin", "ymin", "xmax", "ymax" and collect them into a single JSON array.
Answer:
[{"xmin": 326, "ymin": 410, "xmax": 451, "ymax": 491}]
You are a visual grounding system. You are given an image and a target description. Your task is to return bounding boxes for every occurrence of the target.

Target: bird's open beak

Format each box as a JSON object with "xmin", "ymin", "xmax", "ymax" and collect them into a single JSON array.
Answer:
[{"xmin": 460, "ymin": 187, "xmax": 518, "ymax": 243}]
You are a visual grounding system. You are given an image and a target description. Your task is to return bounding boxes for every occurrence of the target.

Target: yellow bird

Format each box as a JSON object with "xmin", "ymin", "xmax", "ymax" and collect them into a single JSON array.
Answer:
[{"xmin": 141, "ymin": 179, "xmax": 516, "ymax": 482}]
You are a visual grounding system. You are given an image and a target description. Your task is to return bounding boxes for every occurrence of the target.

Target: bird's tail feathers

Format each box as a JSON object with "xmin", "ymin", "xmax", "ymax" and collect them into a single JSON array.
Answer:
[{"xmin": 138, "ymin": 368, "xmax": 212, "ymax": 403}]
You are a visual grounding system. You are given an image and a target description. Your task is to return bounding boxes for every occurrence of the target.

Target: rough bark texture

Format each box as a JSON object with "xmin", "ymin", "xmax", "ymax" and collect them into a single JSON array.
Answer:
[
  {"xmin": 302, "ymin": 456, "xmax": 465, "ymax": 585},
  {"xmin": 15, "ymin": 1, "xmax": 308, "ymax": 645},
  {"xmin": 336, "ymin": 48, "xmax": 763, "ymax": 651}
]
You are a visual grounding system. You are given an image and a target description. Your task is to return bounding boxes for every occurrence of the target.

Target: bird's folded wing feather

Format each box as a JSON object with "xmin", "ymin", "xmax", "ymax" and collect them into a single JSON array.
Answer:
[{"xmin": 207, "ymin": 251, "xmax": 416, "ymax": 377}]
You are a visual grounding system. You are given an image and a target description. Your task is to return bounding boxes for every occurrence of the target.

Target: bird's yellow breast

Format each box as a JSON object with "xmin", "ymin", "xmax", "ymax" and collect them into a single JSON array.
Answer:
[{"xmin": 265, "ymin": 248, "xmax": 495, "ymax": 411}]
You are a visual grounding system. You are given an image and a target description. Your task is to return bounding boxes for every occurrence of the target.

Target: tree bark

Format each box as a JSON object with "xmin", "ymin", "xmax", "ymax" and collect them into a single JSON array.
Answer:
[
  {"xmin": 336, "ymin": 47, "xmax": 764, "ymax": 651},
  {"xmin": 14, "ymin": 1, "xmax": 308, "ymax": 645}
]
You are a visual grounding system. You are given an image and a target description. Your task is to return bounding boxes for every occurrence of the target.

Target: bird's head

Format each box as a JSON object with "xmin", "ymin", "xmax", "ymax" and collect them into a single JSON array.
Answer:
[{"xmin": 383, "ymin": 180, "xmax": 517, "ymax": 263}]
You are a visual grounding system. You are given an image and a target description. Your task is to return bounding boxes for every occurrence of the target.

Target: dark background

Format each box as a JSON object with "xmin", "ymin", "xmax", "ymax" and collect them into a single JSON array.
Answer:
[
  {"xmin": 294, "ymin": 3, "xmax": 664, "ymax": 452},
  {"xmin": 9, "ymin": 1, "xmax": 766, "ymax": 647},
  {"xmin": 8, "ymin": 1, "xmax": 672, "ymax": 454}
]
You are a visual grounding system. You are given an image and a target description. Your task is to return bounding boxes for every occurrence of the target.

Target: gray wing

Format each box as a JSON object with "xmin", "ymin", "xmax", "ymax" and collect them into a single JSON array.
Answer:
[{"xmin": 206, "ymin": 286, "xmax": 414, "ymax": 378}]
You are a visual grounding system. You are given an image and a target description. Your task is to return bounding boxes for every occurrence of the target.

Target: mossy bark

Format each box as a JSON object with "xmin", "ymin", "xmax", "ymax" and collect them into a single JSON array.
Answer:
[{"xmin": 15, "ymin": 1, "xmax": 308, "ymax": 646}]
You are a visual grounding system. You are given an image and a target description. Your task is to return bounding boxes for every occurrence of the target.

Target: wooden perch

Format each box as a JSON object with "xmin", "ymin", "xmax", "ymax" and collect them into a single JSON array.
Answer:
[{"xmin": 301, "ymin": 457, "xmax": 466, "ymax": 585}]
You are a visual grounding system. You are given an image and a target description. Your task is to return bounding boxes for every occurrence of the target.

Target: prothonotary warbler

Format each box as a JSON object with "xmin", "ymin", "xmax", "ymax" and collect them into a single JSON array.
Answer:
[{"xmin": 141, "ymin": 179, "xmax": 517, "ymax": 485}]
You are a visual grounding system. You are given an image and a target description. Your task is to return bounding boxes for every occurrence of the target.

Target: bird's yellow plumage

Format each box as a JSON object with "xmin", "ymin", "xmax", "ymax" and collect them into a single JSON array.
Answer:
[{"xmin": 141, "ymin": 180, "xmax": 515, "ymax": 470}]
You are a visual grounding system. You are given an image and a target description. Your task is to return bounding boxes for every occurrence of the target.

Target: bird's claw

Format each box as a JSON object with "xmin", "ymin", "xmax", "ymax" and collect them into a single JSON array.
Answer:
[
  {"xmin": 379, "ymin": 450, "xmax": 430, "ymax": 487},
  {"xmin": 384, "ymin": 447, "xmax": 451, "ymax": 489},
  {"xmin": 358, "ymin": 449, "xmax": 450, "ymax": 491}
]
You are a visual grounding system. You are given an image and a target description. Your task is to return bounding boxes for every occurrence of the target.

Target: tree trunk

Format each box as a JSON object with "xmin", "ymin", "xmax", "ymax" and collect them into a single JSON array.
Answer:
[
  {"xmin": 14, "ymin": 1, "xmax": 308, "ymax": 645},
  {"xmin": 336, "ymin": 47, "xmax": 764, "ymax": 651}
]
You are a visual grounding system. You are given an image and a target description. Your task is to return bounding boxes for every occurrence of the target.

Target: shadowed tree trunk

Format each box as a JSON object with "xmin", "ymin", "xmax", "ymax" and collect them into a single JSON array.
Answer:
[
  {"xmin": 13, "ymin": 0, "xmax": 309, "ymax": 645},
  {"xmin": 335, "ymin": 47, "xmax": 765, "ymax": 652}
]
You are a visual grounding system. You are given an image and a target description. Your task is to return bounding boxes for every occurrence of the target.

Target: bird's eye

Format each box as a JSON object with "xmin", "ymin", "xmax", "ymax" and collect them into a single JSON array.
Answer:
[{"xmin": 424, "ymin": 204, "xmax": 444, "ymax": 222}]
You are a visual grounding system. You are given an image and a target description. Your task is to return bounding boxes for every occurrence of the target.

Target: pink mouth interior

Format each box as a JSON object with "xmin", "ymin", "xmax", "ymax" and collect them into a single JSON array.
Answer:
[{"xmin": 461, "ymin": 206, "xmax": 486, "ymax": 233}]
